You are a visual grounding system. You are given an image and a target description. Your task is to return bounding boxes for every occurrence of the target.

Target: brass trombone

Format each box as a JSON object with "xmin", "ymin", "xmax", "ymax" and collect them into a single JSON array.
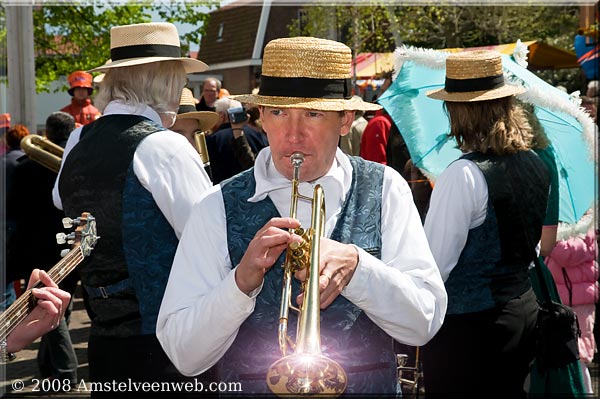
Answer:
[
  {"xmin": 266, "ymin": 152, "xmax": 347, "ymax": 397},
  {"xmin": 20, "ymin": 135, "xmax": 63, "ymax": 173}
]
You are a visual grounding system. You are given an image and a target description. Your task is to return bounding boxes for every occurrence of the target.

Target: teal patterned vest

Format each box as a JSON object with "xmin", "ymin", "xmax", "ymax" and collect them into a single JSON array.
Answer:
[
  {"xmin": 59, "ymin": 115, "xmax": 179, "ymax": 336},
  {"xmin": 220, "ymin": 156, "xmax": 397, "ymax": 395},
  {"xmin": 445, "ymin": 151, "xmax": 549, "ymax": 314}
]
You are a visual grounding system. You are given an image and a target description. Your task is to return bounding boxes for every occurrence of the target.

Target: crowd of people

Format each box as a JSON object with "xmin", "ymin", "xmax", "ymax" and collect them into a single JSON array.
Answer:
[{"xmin": 1, "ymin": 20, "xmax": 598, "ymax": 399}]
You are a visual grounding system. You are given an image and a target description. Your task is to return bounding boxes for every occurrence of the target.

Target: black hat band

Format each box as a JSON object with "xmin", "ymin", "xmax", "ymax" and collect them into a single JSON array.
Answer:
[
  {"xmin": 178, "ymin": 105, "xmax": 196, "ymax": 114},
  {"xmin": 260, "ymin": 76, "xmax": 352, "ymax": 99},
  {"xmin": 445, "ymin": 74, "xmax": 505, "ymax": 93},
  {"xmin": 111, "ymin": 44, "xmax": 182, "ymax": 62}
]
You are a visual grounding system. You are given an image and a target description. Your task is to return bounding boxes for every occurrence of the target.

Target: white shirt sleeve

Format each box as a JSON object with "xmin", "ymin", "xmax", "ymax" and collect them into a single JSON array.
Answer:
[
  {"xmin": 157, "ymin": 186, "xmax": 254, "ymax": 376},
  {"xmin": 424, "ymin": 159, "xmax": 488, "ymax": 281},
  {"xmin": 133, "ymin": 131, "xmax": 212, "ymax": 239},
  {"xmin": 342, "ymin": 166, "xmax": 447, "ymax": 346}
]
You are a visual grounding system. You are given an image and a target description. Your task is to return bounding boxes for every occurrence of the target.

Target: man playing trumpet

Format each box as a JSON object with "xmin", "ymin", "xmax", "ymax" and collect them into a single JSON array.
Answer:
[{"xmin": 157, "ymin": 37, "xmax": 447, "ymax": 396}]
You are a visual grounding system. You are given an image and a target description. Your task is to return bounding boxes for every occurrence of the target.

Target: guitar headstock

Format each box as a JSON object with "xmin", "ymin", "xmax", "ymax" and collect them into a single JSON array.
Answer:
[{"xmin": 57, "ymin": 212, "xmax": 99, "ymax": 256}]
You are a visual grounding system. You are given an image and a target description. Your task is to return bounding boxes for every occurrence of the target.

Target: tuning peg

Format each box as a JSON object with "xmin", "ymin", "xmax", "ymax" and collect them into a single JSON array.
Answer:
[
  {"xmin": 62, "ymin": 217, "xmax": 74, "ymax": 228},
  {"xmin": 56, "ymin": 232, "xmax": 67, "ymax": 244},
  {"xmin": 56, "ymin": 232, "xmax": 75, "ymax": 245},
  {"xmin": 60, "ymin": 249, "xmax": 71, "ymax": 257},
  {"xmin": 56, "ymin": 233, "xmax": 68, "ymax": 244}
]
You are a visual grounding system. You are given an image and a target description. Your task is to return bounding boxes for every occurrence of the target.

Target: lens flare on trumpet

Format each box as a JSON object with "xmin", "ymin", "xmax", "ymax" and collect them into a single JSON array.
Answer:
[
  {"xmin": 267, "ymin": 354, "xmax": 347, "ymax": 395},
  {"xmin": 266, "ymin": 152, "xmax": 347, "ymax": 397}
]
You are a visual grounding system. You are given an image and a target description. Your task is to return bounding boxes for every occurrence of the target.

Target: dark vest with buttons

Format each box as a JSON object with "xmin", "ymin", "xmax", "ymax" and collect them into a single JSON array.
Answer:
[
  {"xmin": 445, "ymin": 151, "xmax": 549, "ymax": 314},
  {"xmin": 58, "ymin": 115, "xmax": 179, "ymax": 337},
  {"xmin": 219, "ymin": 156, "xmax": 397, "ymax": 395}
]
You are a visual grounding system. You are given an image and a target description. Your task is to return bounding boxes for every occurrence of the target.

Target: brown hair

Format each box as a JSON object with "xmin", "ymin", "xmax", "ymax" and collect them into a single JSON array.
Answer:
[
  {"xmin": 246, "ymin": 106, "xmax": 262, "ymax": 131},
  {"xmin": 445, "ymin": 96, "xmax": 533, "ymax": 155},
  {"xmin": 5, "ymin": 124, "xmax": 30, "ymax": 149}
]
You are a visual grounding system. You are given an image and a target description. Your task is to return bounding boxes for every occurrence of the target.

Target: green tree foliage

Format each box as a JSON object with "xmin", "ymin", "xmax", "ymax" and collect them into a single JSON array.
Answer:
[
  {"xmin": 289, "ymin": 5, "xmax": 396, "ymax": 53},
  {"xmin": 2, "ymin": 2, "xmax": 217, "ymax": 93},
  {"xmin": 290, "ymin": 5, "xmax": 578, "ymax": 52},
  {"xmin": 289, "ymin": 5, "xmax": 582, "ymax": 90},
  {"xmin": 390, "ymin": 5, "xmax": 578, "ymax": 50}
]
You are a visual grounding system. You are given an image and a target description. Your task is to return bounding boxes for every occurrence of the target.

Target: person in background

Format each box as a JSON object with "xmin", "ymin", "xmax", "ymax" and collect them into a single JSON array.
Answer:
[
  {"xmin": 7, "ymin": 112, "xmax": 78, "ymax": 386},
  {"xmin": 219, "ymin": 88, "xmax": 230, "ymax": 99},
  {"xmin": 1, "ymin": 123, "xmax": 29, "ymax": 310},
  {"xmin": 339, "ymin": 95, "xmax": 367, "ymax": 156},
  {"xmin": 157, "ymin": 36, "xmax": 446, "ymax": 396},
  {"xmin": 60, "ymin": 71, "xmax": 101, "ymax": 126},
  {"xmin": 196, "ymin": 77, "xmax": 221, "ymax": 112},
  {"xmin": 205, "ymin": 97, "xmax": 268, "ymax": 184},
  {"xmin": 545, "ymin": 212, "xmax": 598, "ymax": 395},
  {"xmin": 422, "ymin": 50, "xmax": 546, "ymax": 398},
  {"xmin": 173, "ymin": 88, "xmax": 218, "ymax": 149},
  {"xmin": 173, "ymin": 88, "xmax": 219, "ymax": 180},
  {"xmin": 360, "ymin": 107, "xmax": 394, "ymax": 164},
  {"xmin": 526, "ymin": 106, "xmax": 586, "ymax": 396},
  {"xmin": 1, "ymin": 124, "xmax": 29, "ymax": 198},
  {"xmin": 0, "ymin": 113, "xmax": 10, "ymax": 154},
  {"xmin": 582, "ymin": 80, "xmax": 598, "ymax": 124},
  {"xmin": 1, "ymin": 269, "xmax": 71, "ymax": 361},
  {"xmin": 244, "ymin": 105, "xmax": 263, "ymax": 135},
  {"xmin": 7, "ymin": 112, "xmax": 79, "ymax": 388},
  {"xmin": 52, "ymin": 22, "xmax": 213, "ymax": 397}
]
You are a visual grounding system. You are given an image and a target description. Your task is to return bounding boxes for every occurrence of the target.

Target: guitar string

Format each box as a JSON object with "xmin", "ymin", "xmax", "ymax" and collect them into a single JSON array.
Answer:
[
  {"xmin": 0, "ymin": 248, "xmax": 84, "ymax": 340},
  {"xmin": 0, "ymin": 246, "xmax": 85, "ymax": 340}
]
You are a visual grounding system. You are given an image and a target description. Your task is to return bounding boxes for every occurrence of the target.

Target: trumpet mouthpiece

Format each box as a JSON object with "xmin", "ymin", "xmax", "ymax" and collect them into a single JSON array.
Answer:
[{"xmin": 290, "ymin": 152, "xmax": 304, "ymax": 166}]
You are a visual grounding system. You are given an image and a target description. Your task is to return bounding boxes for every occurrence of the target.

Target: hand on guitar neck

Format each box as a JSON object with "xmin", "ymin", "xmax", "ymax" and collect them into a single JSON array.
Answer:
[
  {"xmin": 1, "ymin": 212, "xmax": 98, "ymax": 359},
  {"xmin": 4, "ymin": 269, "xmax": 71, "ymax": 354}
]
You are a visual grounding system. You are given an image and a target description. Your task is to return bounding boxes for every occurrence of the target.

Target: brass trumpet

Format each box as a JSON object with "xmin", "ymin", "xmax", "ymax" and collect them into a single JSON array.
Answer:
[
  {"xmin": 193, "ymin": 131, "xmax": 212, "ymax": 180},
  {"xmin": 266, "ymin": 152, "xmax": 347, "ymax": 397},
  {"xmin": 20, "ymin": 135, "xmax": 63, "ymax": 173}
]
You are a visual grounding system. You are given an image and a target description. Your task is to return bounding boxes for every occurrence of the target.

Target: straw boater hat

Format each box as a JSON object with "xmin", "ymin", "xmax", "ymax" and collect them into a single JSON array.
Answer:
[
  {"xmin": 233, "ymin": 37, "xmax": 380, "ymax": 111},
  {"xmin": 427, "ymin": 50, "xmax": 526, "ymax": 102},
  {"xmin": 88, "ymin": 22, "xmax": 208, "ymax": 73},
  {"xmin": 177, "ymin": 88, "xmax": 218, "ymax": 132}
]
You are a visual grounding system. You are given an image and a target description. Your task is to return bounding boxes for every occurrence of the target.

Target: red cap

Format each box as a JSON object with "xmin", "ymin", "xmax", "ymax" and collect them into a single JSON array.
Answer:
[{"xmin": 68, "ymin": 71, "xmax": 93, "ymax": 95}]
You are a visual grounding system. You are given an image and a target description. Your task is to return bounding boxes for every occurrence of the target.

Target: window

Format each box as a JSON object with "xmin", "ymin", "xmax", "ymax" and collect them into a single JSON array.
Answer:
[{"xmin": 217, "ymin": 22, "xmax": 224, "ymax": 42}]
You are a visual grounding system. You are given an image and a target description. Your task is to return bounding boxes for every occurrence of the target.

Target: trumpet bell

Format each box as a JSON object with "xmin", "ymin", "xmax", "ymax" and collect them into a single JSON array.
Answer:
[{"xmin": 267, "ymin": 354, "xmax": 347, "ymax": 396}]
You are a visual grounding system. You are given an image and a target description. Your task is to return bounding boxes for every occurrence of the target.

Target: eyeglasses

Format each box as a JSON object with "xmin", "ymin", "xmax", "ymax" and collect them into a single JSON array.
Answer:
[{"xmin": 203, "ymin": 89, "xmax": 218, "ymax": 93}]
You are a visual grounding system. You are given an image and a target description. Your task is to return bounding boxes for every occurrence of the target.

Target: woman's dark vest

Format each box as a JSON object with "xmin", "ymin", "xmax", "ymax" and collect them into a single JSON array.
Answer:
[
  {"xmin": 445, "ymin": 151, "xmax": 549, "ymax": 314},
  {"xmin": 58, "ymin": 115, "xmax": 179, "ymax": 337},
  {"xmin": 219, "ymin": 156, "xmax": 398, "ymax": 395}
]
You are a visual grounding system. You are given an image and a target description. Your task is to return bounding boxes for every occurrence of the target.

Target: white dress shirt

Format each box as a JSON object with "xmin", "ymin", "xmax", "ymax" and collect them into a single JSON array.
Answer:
[
  {"xmin": 424, "ymin": 159, "xmax": 488, "ymax": 281},
  {"xmin": 52, "ymin": 101, "xmax": 212, "ymax": 238},
  {"xmin": 157, "ymin": 148, "xmax": 447, "ymax": 377}
]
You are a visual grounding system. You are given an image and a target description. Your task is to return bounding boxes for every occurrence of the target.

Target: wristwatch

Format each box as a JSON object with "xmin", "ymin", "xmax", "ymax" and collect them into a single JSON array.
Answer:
[{"xmin": 0, "ymin": 338, "xmax": 16, "ymax": 362}]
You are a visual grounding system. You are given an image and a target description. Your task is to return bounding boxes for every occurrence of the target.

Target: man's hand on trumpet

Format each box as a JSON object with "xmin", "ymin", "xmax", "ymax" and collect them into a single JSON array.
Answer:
[
  {"xmin": 295, "ymin": 238, "xmax": 359, "ymax": 309},
  {"xmin": 235, "ymin": 217, "xmax": 303, "ymax": 295}
]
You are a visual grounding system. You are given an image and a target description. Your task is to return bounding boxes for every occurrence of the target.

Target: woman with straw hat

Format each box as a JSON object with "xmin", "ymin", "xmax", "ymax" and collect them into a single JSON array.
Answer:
[
  {"xmin": 52, "ymin": 22, "xmax": 214, "ymax": 396},
  {"xmin": 157, "ymin": 36, "xmax": 447, "ymax": 395},
  {"xmin": 421, "ymin": 50, "xmax": 549, "ymax": 397},
  {"xmin": 173, "ymin": 88, "xmax": 218, "ymax": 179}
]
